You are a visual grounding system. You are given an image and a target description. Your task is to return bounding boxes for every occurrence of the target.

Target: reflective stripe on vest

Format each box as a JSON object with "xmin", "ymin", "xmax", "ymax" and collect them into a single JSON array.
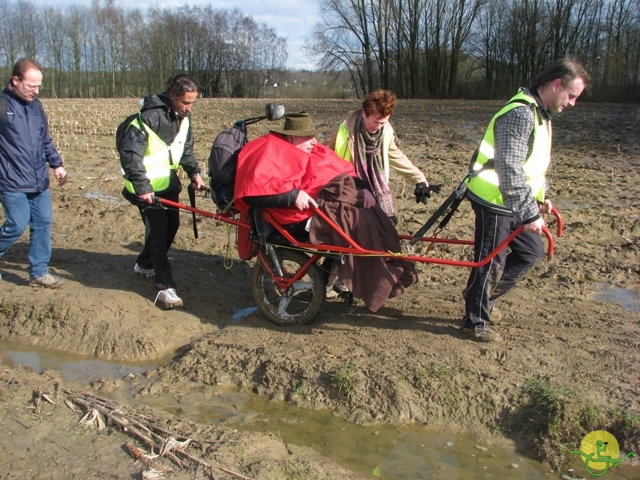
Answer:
[
  {"xmin": 467, "ymin": 90, "xmax": 551, "ymax": 206},
  {"xmin": 123, "ymin": 116, "xmax": 190, "ymax": 194},
  {"xmin": 333, "ymin": 121, "xmax": 394, "ymax": 181}
]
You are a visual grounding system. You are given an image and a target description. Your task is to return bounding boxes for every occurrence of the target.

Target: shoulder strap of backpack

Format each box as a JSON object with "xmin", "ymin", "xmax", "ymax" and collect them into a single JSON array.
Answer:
[{"xmin": 0, "ymin": 91, "xmax": 6, "ymax": 124}]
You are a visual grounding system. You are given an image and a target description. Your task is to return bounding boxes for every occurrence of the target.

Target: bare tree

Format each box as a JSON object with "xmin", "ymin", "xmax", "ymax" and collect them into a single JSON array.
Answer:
[
  {"xmin": 65, "ymin": 6, "xmax": 92, "ymax": 97},
  {"xmin": 308, "ymin": 0, "xmax": 378, "ymax": 93},
  {"xmin": 42, "ymin": 7, "xmax": 67, "ymax": 97},
  {"xmin": 15, "ymin": 0, "xmax": 41, "ymax": 59},
  {"xmin": 0, "ymin": 0, "xmax": 18, "ymax": 69},
  {"xmin": 306, "ymin": 17, "xmax": 368, "ymax": 96},
  {"xmin": 447, "ymin": 0, "xmax": 485, "ymax": 96},
  {"xmin": 2, "ymin": 0, "xmax": 637, "ymax": 100}
]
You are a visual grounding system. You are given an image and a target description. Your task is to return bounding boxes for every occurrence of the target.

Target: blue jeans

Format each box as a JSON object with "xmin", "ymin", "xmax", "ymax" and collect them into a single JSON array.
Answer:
[{"xmin": 0, "ymin": 190, "xmax": 53, "ymax": 278}]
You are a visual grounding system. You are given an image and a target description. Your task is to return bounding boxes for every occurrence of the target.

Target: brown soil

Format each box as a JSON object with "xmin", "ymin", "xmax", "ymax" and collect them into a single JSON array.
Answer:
[{"xmin": 0, "ymin": 98, "xmax": 638, "ymax": 479}]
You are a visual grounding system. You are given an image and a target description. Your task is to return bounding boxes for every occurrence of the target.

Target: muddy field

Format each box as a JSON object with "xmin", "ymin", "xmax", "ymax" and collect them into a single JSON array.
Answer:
[{"xmin": 0, "ymin": 97, "xmax": 638, "ymax": 479}]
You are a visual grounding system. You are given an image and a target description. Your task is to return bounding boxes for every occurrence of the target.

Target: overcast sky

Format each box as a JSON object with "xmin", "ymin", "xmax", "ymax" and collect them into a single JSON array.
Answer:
[{"xmin": 44, "ymin": 0, "xmax": 321, "ymax": 70}]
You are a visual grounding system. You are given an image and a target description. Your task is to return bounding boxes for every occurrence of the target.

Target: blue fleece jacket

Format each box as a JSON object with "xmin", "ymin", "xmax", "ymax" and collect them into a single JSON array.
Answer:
[{"xmin": 0, "ymin": 88, "xmax": 63, "ymax": 193}]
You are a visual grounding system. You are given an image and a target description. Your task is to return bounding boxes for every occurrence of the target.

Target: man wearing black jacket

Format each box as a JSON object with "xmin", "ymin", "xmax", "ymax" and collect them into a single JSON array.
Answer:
[{"xmin": 118, "ymin": 74, "xmax": 205, "ymax": 309}]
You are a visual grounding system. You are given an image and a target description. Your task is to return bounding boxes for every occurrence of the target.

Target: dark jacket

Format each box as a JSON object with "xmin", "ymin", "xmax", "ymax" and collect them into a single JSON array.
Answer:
[
  {"xmin": 0, "ymin": 88, "xmax": 63, "ymax": 193},
  {"xmin": 119, "ymin": 93, "xmax": 200, "ymax": 204}
]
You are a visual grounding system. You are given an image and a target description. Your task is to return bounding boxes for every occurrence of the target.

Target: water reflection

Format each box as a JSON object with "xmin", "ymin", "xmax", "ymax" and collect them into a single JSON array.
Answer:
[
  {"xmin": 0, "ymin": 340, "xmax": 155, "ymax": 383},
  {"xmin": 224, "ymin": 394, "xmax": 555, "ymax": 479},
  {"xmin": 594, "ymin": 283, "xmax": 640, "ymax": 313}
]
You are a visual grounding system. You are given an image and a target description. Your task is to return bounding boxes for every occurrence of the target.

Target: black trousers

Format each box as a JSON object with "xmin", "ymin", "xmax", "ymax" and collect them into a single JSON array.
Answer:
[
  {"xmin": 136, "ymin": 195, "xmax": 180, "ymax": 291},
  {"xmin": 464, "ymin": 202, "xmax": 545, "ymax": 326}
]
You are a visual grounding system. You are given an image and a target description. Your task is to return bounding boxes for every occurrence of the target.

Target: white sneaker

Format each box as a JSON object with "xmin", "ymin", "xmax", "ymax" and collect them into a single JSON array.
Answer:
[
  {"xmin": 326, "ymin": 286, "xmax": 339, "ymax": 299},
  {"xmin": 154, "ymin": 288, "xmax": 183, "ymax": 309},
  {"xmin": 30, "ymin": 273, "xmax": 63, "ymax": 288},
  {"xmin": 134, "ymin": 263, "xmax": 155, "ymax": 278},
  {"xmin": 326, "ymin": 279, "xmax": 349, "ymax": 299}
]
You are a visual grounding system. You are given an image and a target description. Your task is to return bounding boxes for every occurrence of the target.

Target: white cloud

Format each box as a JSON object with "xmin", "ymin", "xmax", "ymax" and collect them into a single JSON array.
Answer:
[{"xmin": 43, "ymin": 0, "xmax": 320, "ymax": 70}]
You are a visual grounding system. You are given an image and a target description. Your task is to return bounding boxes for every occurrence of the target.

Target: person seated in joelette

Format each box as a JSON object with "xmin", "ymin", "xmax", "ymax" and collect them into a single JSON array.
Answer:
[
  {"xmin": 234, "ymin": 112, "xmax": 375, "ymax": 232},
  {"xmin": 234, "ymin": 112, "xmax": 417, "ymax": 312}
]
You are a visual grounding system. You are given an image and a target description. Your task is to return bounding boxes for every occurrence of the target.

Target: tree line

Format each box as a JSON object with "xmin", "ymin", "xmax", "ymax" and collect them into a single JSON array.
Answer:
[
  {"xmin": 1, "ymin": 0, "xmax": 638, "ymax": 100},
  {"xmin": 0, "ymin": 0, "xmax": 287, "ymax": 98},
  {"xmin": 306, "ymin": 0, "xmax": 640, "ymax": 101}
]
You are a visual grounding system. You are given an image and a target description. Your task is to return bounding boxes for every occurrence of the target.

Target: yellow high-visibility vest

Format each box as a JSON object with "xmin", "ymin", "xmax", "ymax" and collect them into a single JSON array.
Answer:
[
  {"xmin": 467, "ymin": 90, "xmax": 551, "ymax": 206},
  {"xmin": 123, "ymin": 116, "xmax": 189, "ymax": 194},
  {"xmin": 333, "ymin": 121, "xmax": 395, "ymax": 182}
]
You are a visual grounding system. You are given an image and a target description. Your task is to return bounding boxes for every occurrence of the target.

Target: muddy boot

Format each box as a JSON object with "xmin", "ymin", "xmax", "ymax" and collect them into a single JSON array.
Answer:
[{"xmin": 460, "ymin": 319, "xmax": 501, "ymax": 342}]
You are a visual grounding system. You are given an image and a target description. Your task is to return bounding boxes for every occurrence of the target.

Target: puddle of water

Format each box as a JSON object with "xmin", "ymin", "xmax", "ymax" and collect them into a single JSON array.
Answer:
[
  {"xmin": 84, "ymin": 190, "xmax": 129, "ymax": 206},
  {"xmin": 214, "ymin": 393, "xmax": 557, "ymax": 479},
  {"xmin": 2, "ymin": 342, "xmax": 637, "ymax": 479},
  {"xmin": 0, "ymin": 340, "xmax": 156, "ymax": 383},
  {"xmin": 138, "ymin": 384, "xmax": 254, "ymax": 424},
  {"xmin": 231, "ymin": 305, "xmax": 258, "ymax": 322},
  {"xmin": 594, "ymin": 283, "xmax": 640, "ymax": 313}
]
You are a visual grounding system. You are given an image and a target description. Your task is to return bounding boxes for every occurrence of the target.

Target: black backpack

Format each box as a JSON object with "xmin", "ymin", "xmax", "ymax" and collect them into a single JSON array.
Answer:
[
  {"xmin": 115, "ymin": 112, "xmax": 142, "ymax": 152},
  {"xmin": 207, "ymin": 120, "xmax": 248, "ymax": 210},
  {"xmin": 0, "ymin": 91, "xmax": 8, "ymax": 123}
]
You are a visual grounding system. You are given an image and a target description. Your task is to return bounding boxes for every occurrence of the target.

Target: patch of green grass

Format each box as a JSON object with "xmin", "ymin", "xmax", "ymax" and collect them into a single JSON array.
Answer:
[
  {"xmin": 516, "ymin": 377, "xmax": 638, "ymax": 469},
  {"xmin": 522, "ymin": 377, "xmax": 573, "ymax": 430},
  {"xmin": 292, "ymin": 381, "xmax": 306, "ymax": 400},
  {"xmin": 412, "ymin": 362, "xmax": 461, "ymax": 415},
  {"xmin": 413, "ymin": 363, "xmax": 454, "ymax": 389},
  {"xmin": 330, "ymin": 363, "xmax": 358, "ymax": 398},
  {"xmin": 610, "ymin": 408, "xmax": 640, "ymax": 454}
]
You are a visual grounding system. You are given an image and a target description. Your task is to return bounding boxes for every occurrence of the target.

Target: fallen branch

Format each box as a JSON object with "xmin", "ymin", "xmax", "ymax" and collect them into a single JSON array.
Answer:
[{"xmin": 63, "ymin": 389, "xmax": 249, "ymax": 479}]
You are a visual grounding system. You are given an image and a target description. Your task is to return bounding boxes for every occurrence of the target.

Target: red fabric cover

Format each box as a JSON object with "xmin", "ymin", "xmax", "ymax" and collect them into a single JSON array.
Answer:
[
  {"xmin": 234, "ymin": 133, "xmax": 355, "ymax": 225},
  {"xmin": 236, "ymin": 209, "xmax": 258, "ymax": 260}
]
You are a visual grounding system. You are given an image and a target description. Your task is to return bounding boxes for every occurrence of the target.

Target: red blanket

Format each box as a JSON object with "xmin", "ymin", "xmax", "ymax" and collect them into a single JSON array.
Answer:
[{"xmin": 235, "ymin": 133, "xmax": 355, "ymax": 225}]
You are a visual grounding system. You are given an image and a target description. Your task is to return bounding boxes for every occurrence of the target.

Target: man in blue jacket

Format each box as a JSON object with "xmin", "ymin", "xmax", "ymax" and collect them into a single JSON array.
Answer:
[{"xmin": 0, "ymin": 58, "xmax": 68, "ymax": 288}]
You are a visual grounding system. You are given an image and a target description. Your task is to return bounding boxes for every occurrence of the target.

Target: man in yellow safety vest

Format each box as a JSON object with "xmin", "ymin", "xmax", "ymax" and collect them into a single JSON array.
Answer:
[
  {"xmin": 119, "ymin": 74, "xmax": 206, "ymax": 309},
  {"xmin": 462, "ymin": 56, "xmax": 590, "ymax": 342}
]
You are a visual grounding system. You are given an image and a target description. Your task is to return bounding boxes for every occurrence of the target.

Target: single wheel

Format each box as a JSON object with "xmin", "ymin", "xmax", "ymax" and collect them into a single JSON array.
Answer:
[{"xmin": 251, "ymin": 248, "xmax": 325, "ymax": 326}]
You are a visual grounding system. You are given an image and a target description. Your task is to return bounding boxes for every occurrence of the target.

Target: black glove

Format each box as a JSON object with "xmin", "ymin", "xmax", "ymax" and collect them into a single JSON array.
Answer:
[
  {"xmin": 414, "ymin": 183, "xmax": 431, "ymax": 204},
  {"xmin": 388, "ymin": 214, "xmax": 398, "ymax": 226},
  {"xmin": 429, "ymin": 183, "xmax": 443, "ymax": 195}
]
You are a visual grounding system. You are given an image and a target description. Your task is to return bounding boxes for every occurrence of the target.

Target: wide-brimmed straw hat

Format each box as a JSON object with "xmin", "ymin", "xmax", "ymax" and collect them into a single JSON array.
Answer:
[{"xmin": 270, "ymin": 112, "xmax": 327, "ymax": 137}]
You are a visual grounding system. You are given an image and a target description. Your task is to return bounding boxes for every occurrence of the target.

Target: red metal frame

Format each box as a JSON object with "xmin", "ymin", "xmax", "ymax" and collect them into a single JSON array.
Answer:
[
  {"xmin": 158, "ymin": 197, "xmax": 563, "ymax": 281},
  {"xmin": 256, "ymin": 249, "xmax": 323, "ymax": 294},
  {"xmin": 261, "ymin": 206, "xmax": 559, "ymax": 265}
]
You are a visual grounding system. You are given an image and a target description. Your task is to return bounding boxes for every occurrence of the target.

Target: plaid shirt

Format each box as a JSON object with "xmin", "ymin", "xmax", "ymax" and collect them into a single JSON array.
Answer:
[{"xmin": 489, "ymin": 90, "xmax": 551, "ymax": 222}]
